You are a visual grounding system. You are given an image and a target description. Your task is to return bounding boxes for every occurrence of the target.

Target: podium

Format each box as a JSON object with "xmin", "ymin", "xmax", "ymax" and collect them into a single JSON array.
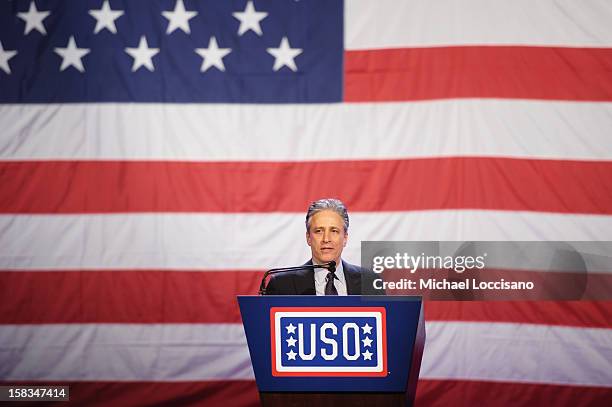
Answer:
[{"xmin": 238, "ymin": 296, "xmax": 425, "ymax": 406}]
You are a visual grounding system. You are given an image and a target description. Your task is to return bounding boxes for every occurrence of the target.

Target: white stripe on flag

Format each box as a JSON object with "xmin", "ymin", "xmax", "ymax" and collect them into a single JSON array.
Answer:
[
  {"xmin": 1, "ymin": 322, "xmax": 611, "ymax": 386},
  {"xmin": 0, "ymin": 324, "xmax": 252, "ymax": 381},
  {"xmin": 1, "ymin": 101, "xmax": 611, "ymax": 161},
  {"xmin": 421, "ymin": 321, "xmax": 612, "ymax": 387},
  {"xmin": 1, "ymin": 212, "xmax": 612, "ymax": 270},
  {"xmin": 346, "ymin": 0, "xmax": 612, "ymax": 49}
]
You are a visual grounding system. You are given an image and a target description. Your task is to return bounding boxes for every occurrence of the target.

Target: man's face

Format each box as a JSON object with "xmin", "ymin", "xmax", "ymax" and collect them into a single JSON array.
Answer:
[{"xmin": 306, "ymin": 210, "xmax": 348, "ymax": 265}]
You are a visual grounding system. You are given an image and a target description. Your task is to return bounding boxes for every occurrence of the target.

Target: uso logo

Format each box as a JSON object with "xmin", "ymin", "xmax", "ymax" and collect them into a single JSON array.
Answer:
[{"xmin": 270, "ymin": 307, "xmax": 387, "ymax": 376}]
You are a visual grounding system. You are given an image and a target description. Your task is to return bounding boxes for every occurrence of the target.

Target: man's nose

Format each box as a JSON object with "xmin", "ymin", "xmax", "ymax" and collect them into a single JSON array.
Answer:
[{"xmin": 322, "ymin": 230, "xmax": 331, "ymax": 242}]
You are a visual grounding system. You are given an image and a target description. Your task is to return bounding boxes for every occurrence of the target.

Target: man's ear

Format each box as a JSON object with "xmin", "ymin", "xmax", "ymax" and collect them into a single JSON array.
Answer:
[
  {"xmin": 306, "ymin": 230, "xmax": 312, "ymax": 247},
  {"xmin": 343, "ymin": 232, "xmax": 348, "ymax": 247}
]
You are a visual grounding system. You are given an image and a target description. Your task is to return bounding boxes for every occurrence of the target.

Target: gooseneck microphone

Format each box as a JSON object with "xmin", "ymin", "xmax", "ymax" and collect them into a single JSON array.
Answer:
[{"xmin": 258, "ymin": 260, "xmax": 336, "ymax": 295}]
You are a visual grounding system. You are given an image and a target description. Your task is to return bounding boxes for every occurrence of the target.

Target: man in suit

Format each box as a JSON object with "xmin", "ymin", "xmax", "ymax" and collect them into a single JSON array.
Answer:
[{"xmin": 264, "ymin": 198, "xmax": 383, "ymax": 295}]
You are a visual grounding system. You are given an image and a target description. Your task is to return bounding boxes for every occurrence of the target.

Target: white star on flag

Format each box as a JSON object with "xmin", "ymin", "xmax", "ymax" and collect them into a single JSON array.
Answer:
[
  {"xmin": 286, "ymin": 336, "xmax": 297, "ymax": 347},
  {"xmin": 362, "ymin": 336, "xmax": 373, "ymax": 347},
  {"xmin": 232, "ymin": 1, "xmax": 268, "ymax": 36},
  {"xmin": 286, "ymin": 350, "xmax": 297, "ymax": 360},
  {"xmin": 0, "ymin": 41, "xmax": 17, "ymax": 74},
  {"xmin": 162, "ymin": 0, "xmax": 198, "ymax": 35},
  {"xmin": 195, "ymin": 37, "xmax": 231, "ymax": 72},
  {"xmin": 286, "ymin": 323, "xmax": 296, "ymax": 334},
  {"xmin": 17, "ymin": 1, "xmax": 51, "ymax": 35},
  {"xmin": 54, "ymin": 36, "xmax": 91, "ymax": 73},
  {"xmin": 267, "ymin": 37, "xmax": 303, "ymax": 72},
  {"xmin": 89, "ymin": 0, "xmax": 124, "ymax": 34},
  {"xmin": 125, "ymin": 36, "xmax": 160, "ymax": 72},
  {"xmin": 363, "ymin": 350, "xmax": 373, "ymax": 360},
  {"xmin": 361, "ymin": 323, "xmax": 373, "ymax": 334}
]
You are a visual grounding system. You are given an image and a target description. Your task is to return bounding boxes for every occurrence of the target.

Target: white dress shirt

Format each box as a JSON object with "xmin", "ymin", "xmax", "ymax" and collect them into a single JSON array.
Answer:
[{"xmin": 314, "ymin": 260, "xmax": 347, "ymax": 295}]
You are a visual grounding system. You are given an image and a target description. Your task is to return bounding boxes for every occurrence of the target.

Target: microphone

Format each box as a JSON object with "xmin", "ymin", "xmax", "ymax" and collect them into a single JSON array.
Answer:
[{"xmin": 259, "ymin": 260, "xmax": 336, "ymax": 295}]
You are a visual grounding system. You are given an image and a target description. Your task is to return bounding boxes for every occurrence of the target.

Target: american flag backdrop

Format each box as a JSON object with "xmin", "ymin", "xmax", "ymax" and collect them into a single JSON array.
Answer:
[{"xmin": 1, "ymin": 0, "xmax": 612, "ymax": 405}]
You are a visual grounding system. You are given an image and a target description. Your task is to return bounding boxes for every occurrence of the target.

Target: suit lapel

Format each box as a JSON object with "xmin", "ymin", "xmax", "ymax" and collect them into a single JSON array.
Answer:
[
  {"xmin": 294, "ymin": 262, "xmax": 316, "ymax": 295},
  {"xmin": 342, "ymin": 260, "xmax": 361, "ymax": 295}
]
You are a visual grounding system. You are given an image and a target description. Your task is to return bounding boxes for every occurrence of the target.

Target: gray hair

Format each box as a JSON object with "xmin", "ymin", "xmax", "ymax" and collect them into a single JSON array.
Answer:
[{"xmin": 305, "ymin": 198, "xmax": 349, "ymax": 232}]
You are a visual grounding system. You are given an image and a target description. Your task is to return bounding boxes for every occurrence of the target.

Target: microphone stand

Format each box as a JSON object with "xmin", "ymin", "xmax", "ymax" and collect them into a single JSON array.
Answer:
[{"xmin": 258, "ymin": 261, "xmax": 336, "ymax": 295}]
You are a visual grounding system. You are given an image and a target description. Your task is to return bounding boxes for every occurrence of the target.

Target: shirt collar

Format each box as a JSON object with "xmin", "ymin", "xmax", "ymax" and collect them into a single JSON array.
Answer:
[{"xmin": 313, "ymin": 259, "xmax": 345, "ymax": 285}]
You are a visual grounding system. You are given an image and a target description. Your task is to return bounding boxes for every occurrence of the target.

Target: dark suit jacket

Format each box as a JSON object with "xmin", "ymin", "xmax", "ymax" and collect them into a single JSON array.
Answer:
[{"xmin": 264, "ymin": 260, "xmax": 384, "ymax": 295}]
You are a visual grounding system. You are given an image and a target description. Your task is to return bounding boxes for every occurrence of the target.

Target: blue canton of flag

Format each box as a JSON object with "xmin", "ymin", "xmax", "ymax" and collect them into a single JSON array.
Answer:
[
  {"xmin": 0, "ymin": 0, "xmax": 343, "ymax": 103},
  {"xmin": 271, "ymin": 308, "xmax": 387, "ymax": 376}
]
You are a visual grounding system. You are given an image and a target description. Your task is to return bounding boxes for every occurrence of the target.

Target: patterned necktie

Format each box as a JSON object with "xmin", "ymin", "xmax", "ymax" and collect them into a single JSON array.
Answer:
[{"xmin": 325, "ymin": 271, "xmax": 338, "ymax": 295}]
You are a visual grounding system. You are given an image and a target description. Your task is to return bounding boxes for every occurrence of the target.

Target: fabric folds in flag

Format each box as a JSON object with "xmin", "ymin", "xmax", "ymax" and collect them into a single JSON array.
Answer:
[{"xmin": 1, "ymin": 0, "xmax": 611, "ymax": 405}]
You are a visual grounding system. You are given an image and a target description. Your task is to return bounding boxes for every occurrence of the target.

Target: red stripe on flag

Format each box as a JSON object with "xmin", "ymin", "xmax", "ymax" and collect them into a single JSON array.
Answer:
[
  {"xmin": 383, "ymin": 268, "xmax": 612, "ymax": 301},
  {"xmin": 2, "ymin": 158, "xmax": 611, "ymax": 214},
  {"xmin": 345, "ymin": 46, "xmax": 612, "ymax": 102},
  {"xmin": 424, "ymin": 301, "xmax": 612, "ymax": 328},
  {"xmin": 1, "ymin": 381, "xmax": 259, "ymax": 407},
  {"xmin": 2, "ymin": 379, "xmax": 610, "ymax": 406},
  {"xmin": 0, "ymin": 270, "xmax": 259, "ymax": 324},
  {"xmin": 416, "ymin": 379, "xmax": 612, "ymax": 407},
  {"xmin": 1, "ymin": 270, "xmax": 611, "ymax": 327}
]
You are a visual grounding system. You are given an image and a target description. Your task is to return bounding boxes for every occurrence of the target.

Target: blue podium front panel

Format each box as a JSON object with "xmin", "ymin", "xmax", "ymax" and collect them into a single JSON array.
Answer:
[
  {"xmin": 271, "ymin": 307, "xmax": 387, "ymax": 376},
  {"xmin": 238, "ymin": 296, "xmax": 423, "ymax": 392}
]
